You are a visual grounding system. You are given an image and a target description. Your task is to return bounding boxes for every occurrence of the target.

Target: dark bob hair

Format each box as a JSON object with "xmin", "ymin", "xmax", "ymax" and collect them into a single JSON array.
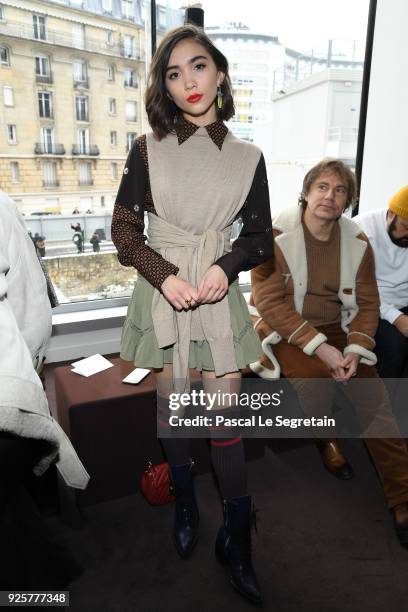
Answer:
[
  {"xmin": 145, "ymin": 25, "xmax": 235, "ymax": 140},
  {"xmin": 298, "ymin": 158, "xmax": 357, "ymax": 211}
]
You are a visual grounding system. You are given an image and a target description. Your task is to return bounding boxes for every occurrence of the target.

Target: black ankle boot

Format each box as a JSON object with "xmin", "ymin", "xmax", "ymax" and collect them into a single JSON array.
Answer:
[
  {"xmin": 170, "ymin": 462, "xmax": 199, "ymax": 559},
  {"xmin": 215, "ymin": 495, "xmax": 262, "ymax": 605}
]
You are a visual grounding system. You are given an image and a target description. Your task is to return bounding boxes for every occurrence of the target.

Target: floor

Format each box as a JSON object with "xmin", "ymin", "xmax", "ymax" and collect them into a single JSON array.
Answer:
[{"xmin": 42, "ymin": 364, "xmax": 408, "ymax": 612}]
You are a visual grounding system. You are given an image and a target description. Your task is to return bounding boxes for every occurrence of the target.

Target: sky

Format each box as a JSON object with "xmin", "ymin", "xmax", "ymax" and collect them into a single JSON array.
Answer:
[{"xmin": 175, "ymin": 0, "xmax": 370, "ymax": 57}]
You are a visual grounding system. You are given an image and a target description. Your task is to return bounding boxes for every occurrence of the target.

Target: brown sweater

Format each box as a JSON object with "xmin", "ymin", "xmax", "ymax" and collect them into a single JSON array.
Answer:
[{"xmin": 302, "ymin": 219, "xmax": 341, "ymax": 327}]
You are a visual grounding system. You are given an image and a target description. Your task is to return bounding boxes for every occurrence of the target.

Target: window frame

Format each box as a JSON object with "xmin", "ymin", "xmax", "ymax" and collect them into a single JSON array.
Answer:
[
  {"xmin": 110, "ymin": 130, "xmax": 117, "ymax": 146},
  {"xmin": 124, "ymin": 68, "xmax": 137, "ymax": 88},
  {"xmin": 107, "ymin": 64, "xmax": 115, "ymax": 81},
  {"xmin": 0, "ymin": 44, "xmax": 10, "ymax": 66},
  {"xmin": 43, "ymin": 159, "xmax": 58, "ymax": 187},
  {"xmin": 78, "ymin": 160, "xmax": 92, "ymax": 185},
  {"xmin": 3, "ymin": 85, "xmax": 13, "ymax": 106},
  {"xmin": 75, "ymin": 95, "xmax": 89, "ymax": 121},
  {"xmin": 7, "ymin": 124, "xmax": 17, "ymax": 144},
  {"xmin": 41, "ymin": 126, "xmax": 54, "ymax": 153},
  {"xmin": 35, "ymin": 54, "xmax": 50, "ymax": 77},
  {"xmin": 10, "ymin": 161, "xmax": 20, "ymax": 183},
  {"xmin": 126, "ymin": 131, "xmax": 136, "ymax": 152},
  {"xmin": 73, "ymin": 59, "xmax": 87, "ymax": 83},
  {"xmin": 38, "ymin": 91, "xmax": 53, "ymax": 118},
  {"xmin": 125, "ymin": 99, "xmax": 137, "ymax": 122},
  {"xmin": 33, "ymin": 14, "xmax": 47, "ymax": 41},
  {"xmin": 108, "ymin": 97, "xmax": 116, "ymax": 115}
]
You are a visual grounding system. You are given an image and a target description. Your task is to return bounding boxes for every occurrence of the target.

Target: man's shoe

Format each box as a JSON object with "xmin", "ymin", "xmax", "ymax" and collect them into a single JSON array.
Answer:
[
  {"xmin": 393, "ymin": 502, "xmax": 408, "ymax": 547},
  {"xmin": 170, "ymin": 462, "xmax": 199, "ymax": 558},
  {"xmin": 215, "ymin": 495, "xmax": 262, "ymax": 606},
  {"xmin": 316, "ymin": 439, "xmax": 354, "ymax": 480}
]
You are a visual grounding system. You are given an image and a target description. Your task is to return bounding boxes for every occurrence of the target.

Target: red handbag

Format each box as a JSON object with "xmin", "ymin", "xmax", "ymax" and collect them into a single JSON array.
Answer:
[{"xmin": 140, "ymin": 461, "xmax": 175, "ymax": 506}]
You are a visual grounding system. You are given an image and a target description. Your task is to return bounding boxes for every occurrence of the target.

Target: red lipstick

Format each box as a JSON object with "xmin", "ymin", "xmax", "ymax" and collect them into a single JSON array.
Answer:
[{"xmin": 187, "ymin": 94, "xmax": 203, "ymax": 103}]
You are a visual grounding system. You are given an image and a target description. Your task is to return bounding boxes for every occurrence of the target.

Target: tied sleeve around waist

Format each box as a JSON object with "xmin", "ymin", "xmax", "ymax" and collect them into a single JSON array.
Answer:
[{"xmin": 147, "ymin": 213, "xmax": 238, "ymax": 393}]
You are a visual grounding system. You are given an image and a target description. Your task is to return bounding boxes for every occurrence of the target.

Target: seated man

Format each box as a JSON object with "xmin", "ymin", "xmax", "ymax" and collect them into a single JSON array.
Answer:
[
  {"xmin": 354, "ymin": 187, "xmax": 408, "ymax": 387},
  {"xmin": 250, "ymin": 160, "xmax": 408, "ymax": 546}
]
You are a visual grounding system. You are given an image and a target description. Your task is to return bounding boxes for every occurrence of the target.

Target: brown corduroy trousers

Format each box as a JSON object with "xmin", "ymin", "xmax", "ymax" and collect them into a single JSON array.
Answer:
[{"xmin": 273, "ymin": 323, "xmax": 408, "ymax": 509}]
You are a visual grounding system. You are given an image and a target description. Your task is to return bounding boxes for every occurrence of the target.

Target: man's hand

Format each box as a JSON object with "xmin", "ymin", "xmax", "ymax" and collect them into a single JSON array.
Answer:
[
  {"xmin": 394, "ymin": 314, "xmax": 408, "ymax": 337},
  {"xmin": 161, "ymin": 275, "xmax": 199, "ymax": 311},
  {"xmin": 314, "ymin": 342, "xmax": 348, "ymax": 382},
  {"xmin": 342, "ymin": 352, "xmax": 361, "ymax": 380},
  {"xmin": 197, "ymin": 265, "xmax": 228, "ymax": 304}
]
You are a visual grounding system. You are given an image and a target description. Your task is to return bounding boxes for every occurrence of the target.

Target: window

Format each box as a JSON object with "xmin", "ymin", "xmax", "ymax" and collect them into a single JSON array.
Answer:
[
  {"xmin": 79, "ymin": 162, "xmax": 92, "ymax": 185},
  {"xmin": 123, "ymin": 35, "xmax": 135, "ymax": 58},
  {"xmin": 107, "ymin": 64, "xmax": 115, "ymax": 81},
  {"xmin": 35, "ymin": 55, "xmax": 50, "ymax": 77},
  {"xmin": 158, "ymin": 7, "xmax": 166, "ymax": 29},
  {"xmin": 111, "ymin": 162, "xmax": 118, "ymax": 180},
  {"xmin": 72, "ymin": 23, "xmax": 85, "ymax": 49},
  {"xmin": 7, "ymin": 124, "xmax": 16, "ymax": 144},
  {"xmin": 109, "ymin": 98, "xmax": 116, "ymax": 114},
  {"xmin": 33, "ymin": 15, "xmax": 46, "ymax": 41},
  {"xmin": 102, "ymin": 0, "xmax": 112, "ymax": 12},
  {"xmin": 0, "ymin": 5, "xmax": 4, "ymax": 20},
  {"xmin": 77, "ymin": 128, "xmax": 89, "ymax": 154},
  {"xmin": 38, "ymin": 92, "xmax": 52, "ymax": 118},
  {"xmin": 43, "ymin": 161, "xmax": 58, "ymax": 187},
  {"xmin": 41, "ymin": 127, "xmax": 54, "ymax": 153},
  {"xmin": 10, "ymin": 162, "xmax": 20, "ymax": 183},
  {"xmin": 107, "ymin": 31, "xmax": 114, "ymax": 45},
  {"xmin": 125, "ymin": 100, "xmax": 137, "ymax": 122},
  {"xmin": 122, "ymin": 0, "xmax": 133, "ymax": 19},
  {"xmin": 126, "ymin": 132, "xmax": 136, "ymax": 151},
  {"xmin": 3, "ymin": 86, "xmax": 13, "ymax": 106},
  {"xmin": 110, "ymin": 130, "xmax": 117, "ymax": 146},
  {"xmin": 73, "ymin": 60, "xmax": 87, "ymax": 83},
  {"xmin": 124, "ymin": 68, "xmax": 137, "ymax": 88},
  {"xmin": 0, "ymin": 45, "xmax": 9, "ymax": 66},
  {"xmin": 75, "ymin": 96, "xmax": 88, "ymax": 121}
]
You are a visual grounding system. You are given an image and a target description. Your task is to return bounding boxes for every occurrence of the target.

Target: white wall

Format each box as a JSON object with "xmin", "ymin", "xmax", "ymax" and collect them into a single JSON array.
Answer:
[{"xmin": 359, "ymin": 0, "xmax": 408, "ymax": 212}]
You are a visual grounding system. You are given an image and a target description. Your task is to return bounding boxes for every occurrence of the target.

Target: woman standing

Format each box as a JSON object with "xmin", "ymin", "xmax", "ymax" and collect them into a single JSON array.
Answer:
[{"xmin": 112, "ymin": 25, "xmax": 273, "ymax": 604}]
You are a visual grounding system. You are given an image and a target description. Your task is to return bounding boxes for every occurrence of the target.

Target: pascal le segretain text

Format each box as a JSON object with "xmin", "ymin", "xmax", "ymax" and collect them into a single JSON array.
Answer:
[{"xmin": 167, "ymin": 414, "xmax": 336, "ymax": 430}]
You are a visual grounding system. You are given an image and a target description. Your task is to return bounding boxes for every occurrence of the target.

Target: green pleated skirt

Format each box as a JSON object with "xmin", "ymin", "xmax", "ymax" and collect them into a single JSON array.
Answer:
[{"xmin": 120, "ymin": 275, "xmax": 261, "ymax": 372}]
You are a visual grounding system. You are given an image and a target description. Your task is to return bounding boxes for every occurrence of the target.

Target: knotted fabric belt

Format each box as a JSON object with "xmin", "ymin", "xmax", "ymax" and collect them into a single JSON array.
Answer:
[{"xmin": 147, "ymin": 213, "xmax": 238, "ymax": 393}]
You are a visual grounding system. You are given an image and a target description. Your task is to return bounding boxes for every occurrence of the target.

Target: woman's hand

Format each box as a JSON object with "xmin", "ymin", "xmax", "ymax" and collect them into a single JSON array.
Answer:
[
  {"xmin": 161, "ymin": 275, "xmax": 199, "ymax": 311},
  {"xmin": 197, "ymin": 265, "xmax": 228, "ymax": 304}
]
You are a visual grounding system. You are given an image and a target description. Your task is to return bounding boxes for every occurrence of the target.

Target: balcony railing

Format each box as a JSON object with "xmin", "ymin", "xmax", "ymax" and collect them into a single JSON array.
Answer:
[
  {"xmin": 74, "ymin": 79, "xmax": 89, "ymax": 90},
  {"xmin": 43, "ymin": 180, "xmax": 60, "ymax": 188},
  {"xmin": 72, "ymin": 145, "xmax": 100, "ymax": 156},
  {"xmin": 79, "ymin": 179, "xmax": 94, "ymax": 186},
  {"xmin": 35, "ymin": 73, "xmax": 53, "ymax": 84},
  {"xmin": 35, "ymin": 143, "xmax": 65, "ymax": 155},
  {"xmin": 1, "ymin": 19, "xmax": 145, "ymax": 60},
  {"xmin": 124, "ymin": 79, "xmax": 138, "ymax": 88}
]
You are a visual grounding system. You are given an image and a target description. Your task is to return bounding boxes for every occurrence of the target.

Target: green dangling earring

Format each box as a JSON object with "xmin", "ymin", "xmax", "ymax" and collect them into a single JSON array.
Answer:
[{"xmin": 217, "ymin": 85, "xmax": 224, "ymax": 110}]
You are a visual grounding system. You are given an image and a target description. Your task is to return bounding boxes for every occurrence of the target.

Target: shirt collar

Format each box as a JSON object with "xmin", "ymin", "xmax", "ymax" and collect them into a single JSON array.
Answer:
[{"xmin": 175, "ymin": 118, "xmax": 228, "ymax": 150}]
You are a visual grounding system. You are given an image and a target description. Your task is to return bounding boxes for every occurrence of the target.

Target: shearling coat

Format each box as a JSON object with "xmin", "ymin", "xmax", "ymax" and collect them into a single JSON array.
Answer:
[
  {"xmin": 0, "ymin": 191, "xmax": 89, "ymax": 489},
  {"xmin": 250, "ymin": 206, "xmax": 379, "ymax": 378}
]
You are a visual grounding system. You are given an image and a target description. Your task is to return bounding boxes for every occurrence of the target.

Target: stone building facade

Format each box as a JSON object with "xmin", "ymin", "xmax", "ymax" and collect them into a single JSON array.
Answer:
[{"xmin": 0, "ymin": 0, "xmax": 181, "ymax": 214}]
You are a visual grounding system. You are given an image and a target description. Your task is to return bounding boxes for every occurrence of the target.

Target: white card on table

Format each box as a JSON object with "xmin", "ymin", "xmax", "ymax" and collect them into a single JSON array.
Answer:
[
  {"xmin": 71, "ymin": 354, "xmax": 114, "ymax": 377},
  {"xmin": 122, "ymin": 368, "xmax": 150, "ymax": 384}
]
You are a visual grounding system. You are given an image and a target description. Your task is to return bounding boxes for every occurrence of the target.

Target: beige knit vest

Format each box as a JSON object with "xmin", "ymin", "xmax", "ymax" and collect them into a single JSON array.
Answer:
[{"xmin": 146, "ymin": 129, "xmax": 261, "ymax": 392}]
